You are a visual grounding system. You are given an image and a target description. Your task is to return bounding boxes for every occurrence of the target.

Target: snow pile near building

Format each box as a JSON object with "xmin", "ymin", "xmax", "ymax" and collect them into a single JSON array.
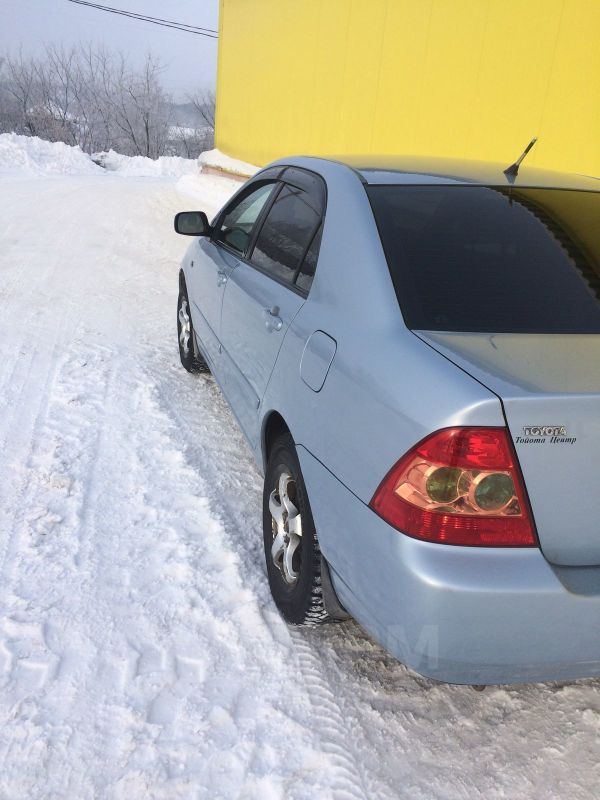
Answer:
[
  {"xmin": 0, "ymin": 133, "xmax": 102, "ymax": 176},
  {"xmin": 199, "ymin": 147, "xmax": 259, "ymax": 177},
  {"xmin": 94, "ymin": 149, "xmax": 200, "ymax": 178}
]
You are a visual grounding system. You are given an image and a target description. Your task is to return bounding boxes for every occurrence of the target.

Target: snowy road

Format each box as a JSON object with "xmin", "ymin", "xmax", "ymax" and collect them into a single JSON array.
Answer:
[{"xmin": 1, "ymin": 162, "xmax": 599, "ymax": 799}]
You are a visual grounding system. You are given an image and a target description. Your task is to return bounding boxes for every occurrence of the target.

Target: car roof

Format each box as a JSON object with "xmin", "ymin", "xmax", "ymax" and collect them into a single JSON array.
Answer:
[{"xmin": 279, "ymin": 155, "xmax": 600, "ymax": 192}]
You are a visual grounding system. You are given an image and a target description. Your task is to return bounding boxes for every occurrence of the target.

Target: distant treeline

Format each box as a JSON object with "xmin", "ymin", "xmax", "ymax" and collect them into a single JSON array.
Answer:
[{"xmin": 0, "ymin": 45, "xmax": 215, "ymax": 159}]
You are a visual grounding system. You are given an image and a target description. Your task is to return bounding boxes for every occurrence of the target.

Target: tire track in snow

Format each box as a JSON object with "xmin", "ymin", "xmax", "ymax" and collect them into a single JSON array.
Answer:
[
  {"xmin": 289, "ymin": 629, "xmax": 371, "ymax": 800},
  {"xmin": 70, "ymin": 352, "xmax": 116, "ymax": 570},
  {"xmin": 147, "ymin": 357, "xmax": 267, "ymax": 593},
  {"xmin": 0, "ymin": 348, "xmax": 112, "ymax": 796},
  {"xmin": 146, "ymin": 353, "xmax": 374, "ymax": 799},
  {"xmin": 0, "ymin": 344, "xmax": 114, "ymax": 717},
  {"xmin": 0, "ymin": 179, "xmax": 93, "ymax": 585},
  {"xmin": 0, "ymin": 337, "xmax": 69, "ymax": 586}
]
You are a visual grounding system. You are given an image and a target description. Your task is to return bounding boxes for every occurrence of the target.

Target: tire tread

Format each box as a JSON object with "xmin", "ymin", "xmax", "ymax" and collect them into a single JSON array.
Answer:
[{"xmin": 264, "ymin": 433, "xmax": 332, "ymax": 626}]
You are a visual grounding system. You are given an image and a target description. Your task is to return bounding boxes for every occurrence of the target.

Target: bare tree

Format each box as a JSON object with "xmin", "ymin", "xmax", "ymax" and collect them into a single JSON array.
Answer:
[
  {"xmin": 190, "ymin": 89, "xmax": 215, "ymax": 129},
  {"xmin": 169, "ymin": 124, "xmax": 213, "ymax": 159},
  {"xmin": 189, "ymin": 89, "xmax": 215, "ymax": 146},
  {"xmin": 2, "ymin": 49, "xmax": 41, "ymax": 136},
  {"xmin": 67, "ymin": 48, "xmax": 171, "ymax": 157},
  {"xmin": 0, "ymin": 44, "xmax": 214, "ymax": 160},
  {"xmin": 121, "ymin": 53, "xmax": 171, "ymax": 158}
]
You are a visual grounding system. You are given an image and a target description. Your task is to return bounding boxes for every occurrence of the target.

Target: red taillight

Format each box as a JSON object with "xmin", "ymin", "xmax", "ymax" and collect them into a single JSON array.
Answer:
[{"xmin": 369, "ymin": 427, "xmax": 537, "ymax": 547}]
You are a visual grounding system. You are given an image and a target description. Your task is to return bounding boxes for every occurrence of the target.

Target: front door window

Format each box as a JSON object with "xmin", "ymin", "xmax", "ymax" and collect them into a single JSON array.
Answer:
[{"xmin": 214, "ymin": 183, "xmax": 277, "ymax": 255}]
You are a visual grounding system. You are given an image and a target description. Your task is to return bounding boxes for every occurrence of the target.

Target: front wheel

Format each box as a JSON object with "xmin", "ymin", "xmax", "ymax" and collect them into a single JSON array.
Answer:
[
  {"xmin": 177, "ymin": 281, "xmax": 209, "ymax": 373},
  {"xmin": 263, "ymin": 433, "xmax": 332, "ymax": 625}
]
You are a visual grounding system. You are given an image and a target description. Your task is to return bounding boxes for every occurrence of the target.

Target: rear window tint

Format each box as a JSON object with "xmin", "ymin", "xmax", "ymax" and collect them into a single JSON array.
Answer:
[{"xmin": 367, "ymin": 185, "xmax": 600, "ymax": 333}]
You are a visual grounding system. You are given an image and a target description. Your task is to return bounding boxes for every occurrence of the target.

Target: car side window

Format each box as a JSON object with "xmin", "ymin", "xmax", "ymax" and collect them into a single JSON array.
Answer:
[
  {"xmin": 214, "ymin": 182, "xmax": 276, "ymax": 255},
  {"xmin": 250, "ymin": 182, "xmax": 323, "ymax": 286},
  {"xmin": 296, "ymin": 224, "xmax": 322, "ymax": 293}
]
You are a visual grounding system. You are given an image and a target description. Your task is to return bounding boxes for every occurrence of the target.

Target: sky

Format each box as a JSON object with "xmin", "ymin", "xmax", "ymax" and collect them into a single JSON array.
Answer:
[{"xmin": 0, "ymin": 0, "xmax": 220, "ymax": 97}]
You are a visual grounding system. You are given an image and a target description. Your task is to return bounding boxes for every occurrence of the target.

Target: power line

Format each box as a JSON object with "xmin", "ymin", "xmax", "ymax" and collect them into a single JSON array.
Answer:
[
  {"xmin": 66, "ymin": 0, "xmax": 218, "ymax": 34},
  {"xmin": 65, "ymin": 0, "xmax": 219, "ymax": 38}
]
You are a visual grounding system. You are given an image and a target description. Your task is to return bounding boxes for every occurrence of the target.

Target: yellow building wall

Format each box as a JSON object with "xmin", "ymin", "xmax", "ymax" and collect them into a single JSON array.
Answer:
[{"xmin": 215, "ymin": 0, "xmax": 600, "ymax": 175}]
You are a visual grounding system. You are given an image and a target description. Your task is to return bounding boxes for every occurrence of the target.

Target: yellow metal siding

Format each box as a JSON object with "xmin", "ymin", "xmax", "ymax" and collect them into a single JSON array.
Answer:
[{"xmin": 216, "ymin": 0, "xmax": 600, "ymax": 175}]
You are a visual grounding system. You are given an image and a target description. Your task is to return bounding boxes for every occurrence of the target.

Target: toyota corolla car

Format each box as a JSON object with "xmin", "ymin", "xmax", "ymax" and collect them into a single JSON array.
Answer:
[{"xmin": 174, "ymin": 155, "xmax": 600, "ymax": 685}]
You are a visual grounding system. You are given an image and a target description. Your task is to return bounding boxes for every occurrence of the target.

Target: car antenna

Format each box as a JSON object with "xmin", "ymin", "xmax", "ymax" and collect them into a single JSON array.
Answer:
[{"xmin": 504, "ymin": 137, "xmax": 538, "ymax": 180}]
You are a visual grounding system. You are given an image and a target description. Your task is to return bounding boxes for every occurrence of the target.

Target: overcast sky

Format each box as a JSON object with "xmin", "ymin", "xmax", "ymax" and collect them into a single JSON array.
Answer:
[{"xmin": 0, "ymin": 0, "xmax": 220, "ymax": 97}]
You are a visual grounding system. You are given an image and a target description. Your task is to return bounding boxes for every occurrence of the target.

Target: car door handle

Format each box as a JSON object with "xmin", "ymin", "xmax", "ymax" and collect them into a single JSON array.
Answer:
[
  {"xmin": 264, "ymin": 306, "xmax": 283, "ymax": 332},
  {"xmin": 217, "ymin": 270, "xmax": 228, "ymax": 287}
]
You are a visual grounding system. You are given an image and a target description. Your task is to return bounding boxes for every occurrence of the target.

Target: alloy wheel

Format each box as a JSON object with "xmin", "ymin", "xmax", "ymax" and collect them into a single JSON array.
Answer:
[
  {"xmin": 269, "ymin": 471, "xmax": 303, "ymax": 586},
  {"xmin": 178, "ymin": 297, "xmax": 192, "ymax": 355}
]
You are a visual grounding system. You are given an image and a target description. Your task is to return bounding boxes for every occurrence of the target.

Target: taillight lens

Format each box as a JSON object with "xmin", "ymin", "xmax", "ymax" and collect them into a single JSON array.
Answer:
[{"xmin": 369, "ymin": 427, "xmax": 536, "ymax": 547}]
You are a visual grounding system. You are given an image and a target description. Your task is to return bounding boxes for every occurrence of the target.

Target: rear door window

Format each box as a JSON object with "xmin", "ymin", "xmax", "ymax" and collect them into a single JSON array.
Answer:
[
  {"xmin": 367, "ymin": 185, "xmax": 600, "ymax": 333},
  {"xmin": 250, "ymin": 170, "xmax": 325, "ymax": 289},
  {"xmin": 296, "ymin": 225, "xmax": 322, "ymax": 293}
]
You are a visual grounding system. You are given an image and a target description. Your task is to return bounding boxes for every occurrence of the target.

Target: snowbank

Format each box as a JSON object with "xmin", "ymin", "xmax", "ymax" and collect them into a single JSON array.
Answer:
[
  {"xmin": 0, "ymin": 135, "xmax": 254, "ymax": 185},
  {"xmin": 199, "ymin": 147, "xmax": 259, "ymax": 177},
  {"xmin": 93, "ymin": 149, "xmax": 200, "ymax": 178},
  {"xmin": 0, "ymin": 133, "xmax": 101, "ymax": 176}
]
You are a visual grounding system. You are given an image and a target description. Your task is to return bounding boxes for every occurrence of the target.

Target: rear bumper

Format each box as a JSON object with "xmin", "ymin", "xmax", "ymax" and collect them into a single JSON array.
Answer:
[{"xmin": 298, "ymin": 445, "xmax": 600, "ymax": 685}]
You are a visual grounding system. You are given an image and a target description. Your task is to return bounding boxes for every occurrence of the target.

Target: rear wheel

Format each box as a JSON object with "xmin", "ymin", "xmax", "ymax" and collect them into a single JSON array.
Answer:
[
  {"xmin": 177, "ymin": 280, "xmax": 209, "ymax": 373},
  {"xmin": 263, "ymin": 433, "xmax": 331, "ymax": 625}
]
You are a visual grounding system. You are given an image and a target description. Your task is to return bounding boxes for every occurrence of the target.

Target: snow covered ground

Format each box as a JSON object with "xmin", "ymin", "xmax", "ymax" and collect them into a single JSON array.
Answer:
[{"xmin": 0, "ymin": 135, "xmax": 599, "ymax": 799}]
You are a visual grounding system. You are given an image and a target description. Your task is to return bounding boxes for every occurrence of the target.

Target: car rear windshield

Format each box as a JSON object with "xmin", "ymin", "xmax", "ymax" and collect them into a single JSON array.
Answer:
[{"xmin": 367, "ymin": 185, "xmax": 600, "ymax": 333}]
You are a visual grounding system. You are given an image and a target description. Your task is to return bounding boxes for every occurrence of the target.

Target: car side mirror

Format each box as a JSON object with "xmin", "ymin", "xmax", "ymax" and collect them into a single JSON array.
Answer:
[{"xmin": 174, "ymin": 211, "xmax": 211, "ymax": 236}]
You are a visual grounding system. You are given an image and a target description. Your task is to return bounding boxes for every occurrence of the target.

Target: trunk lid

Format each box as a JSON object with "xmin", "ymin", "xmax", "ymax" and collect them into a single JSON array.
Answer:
[{"xmin": 416, "ymin": 331, "xmax": 600, "ymax": 566}]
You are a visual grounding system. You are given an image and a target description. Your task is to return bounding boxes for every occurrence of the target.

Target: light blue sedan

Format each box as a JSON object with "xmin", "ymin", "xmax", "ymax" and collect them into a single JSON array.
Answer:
[{"xmin": 175, "ymin": 156, "xmax": 600, "ymax": 685}]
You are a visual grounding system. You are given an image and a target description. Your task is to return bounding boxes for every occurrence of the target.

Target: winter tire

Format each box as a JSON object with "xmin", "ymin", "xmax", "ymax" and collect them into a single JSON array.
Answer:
[
  {"xmin": 177, "ymin": 278, "xmax": 209, "ymax": 373},
  {"xmin": 263, "ymin": 433, "xmax": 332, "ymax": 625}
]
